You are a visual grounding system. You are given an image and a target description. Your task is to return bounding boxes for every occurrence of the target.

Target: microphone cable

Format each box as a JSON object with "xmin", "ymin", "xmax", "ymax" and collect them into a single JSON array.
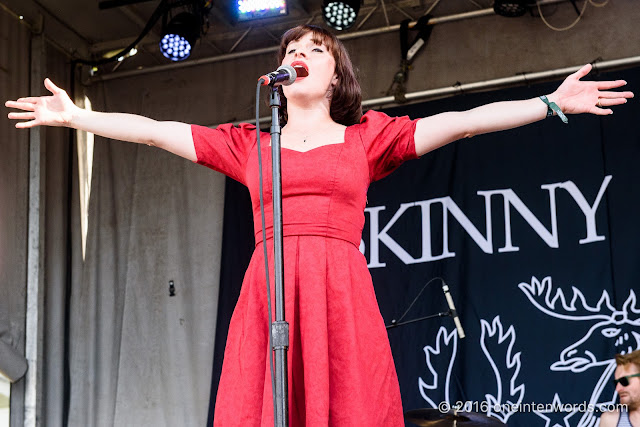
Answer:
[{"xmin": 389, "ymin": 276, "xmax": 445, "ymax": 327}]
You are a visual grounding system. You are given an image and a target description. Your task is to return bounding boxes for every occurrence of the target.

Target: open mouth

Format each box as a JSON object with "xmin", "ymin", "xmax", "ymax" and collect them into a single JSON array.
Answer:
[{"xmin": 291, "ymin": 61, "xmax": 309, "ymax": 77}]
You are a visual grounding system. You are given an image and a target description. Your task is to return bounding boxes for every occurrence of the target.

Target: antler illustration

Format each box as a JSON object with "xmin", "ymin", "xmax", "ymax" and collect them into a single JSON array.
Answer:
[
  {"xmin": 419, "ymin": 327, "xmax": 458, "ymax": 408},
  {"xmin": 518, "ymin": 276, "xmax": 616, "ymax": 321},
  {"xmin": 480, "ymin": 316, "xmax": 525, "ymax": 424}
]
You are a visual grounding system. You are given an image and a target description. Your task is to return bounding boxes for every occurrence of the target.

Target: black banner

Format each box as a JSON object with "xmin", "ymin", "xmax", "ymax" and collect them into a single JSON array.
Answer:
[{"xmin": 210, "ymin": 66, "xmax": 640, "ymax": 426}]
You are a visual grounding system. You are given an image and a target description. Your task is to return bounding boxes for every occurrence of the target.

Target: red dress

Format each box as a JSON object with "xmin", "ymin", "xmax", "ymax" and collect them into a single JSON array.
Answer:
[{"xmin": 192, "ymin": 110, "xmax": 418, "ymax": 426}]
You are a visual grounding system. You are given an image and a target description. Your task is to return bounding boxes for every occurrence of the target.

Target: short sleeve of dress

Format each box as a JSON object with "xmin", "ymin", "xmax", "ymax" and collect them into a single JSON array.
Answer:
[
  {"xmin": 191, "ymin": 122, "xmax": 257, "ymax": 185},
  {"xmin": 356, "ymin": 110, "xmax": 419, "ymax": 182}
]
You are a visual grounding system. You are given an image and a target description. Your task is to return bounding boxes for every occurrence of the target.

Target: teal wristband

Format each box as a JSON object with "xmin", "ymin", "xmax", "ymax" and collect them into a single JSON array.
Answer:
[{"xmin": 539, "ymin": 95, "xmax": 568, "ymax": 124}]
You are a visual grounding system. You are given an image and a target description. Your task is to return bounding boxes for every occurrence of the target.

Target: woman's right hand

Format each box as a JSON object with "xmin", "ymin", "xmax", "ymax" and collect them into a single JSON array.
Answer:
[{"xmin": 5, "ymin": 78, "xmax": 79, "ymax": 128}]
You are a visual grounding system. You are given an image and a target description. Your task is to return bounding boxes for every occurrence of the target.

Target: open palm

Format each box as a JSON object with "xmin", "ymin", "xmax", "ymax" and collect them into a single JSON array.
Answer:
[
  {"xmin": 551, "ymin": 64, "xmax": 634, "ymax": 116},
  {"xmin": 5, "ymin": 78, "xmax": 78, "ymax": 128}
]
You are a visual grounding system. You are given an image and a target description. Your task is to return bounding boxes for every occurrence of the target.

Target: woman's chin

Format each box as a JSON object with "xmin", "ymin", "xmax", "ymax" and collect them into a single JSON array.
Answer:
[{"xmin": 284, "ymin": 87, "xmax": 317, "ymax": 102}]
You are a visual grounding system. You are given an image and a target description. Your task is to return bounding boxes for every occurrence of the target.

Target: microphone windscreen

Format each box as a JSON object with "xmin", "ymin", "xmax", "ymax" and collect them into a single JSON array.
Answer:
[{"xmin": 276, "ymin": 65, "xmax": 297, "ymax": 85}]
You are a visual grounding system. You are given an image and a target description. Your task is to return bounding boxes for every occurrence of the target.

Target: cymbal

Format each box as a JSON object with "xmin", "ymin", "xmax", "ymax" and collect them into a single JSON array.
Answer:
[{"xmin": 404, "ymin": 408, "xmax": 506, "ymax": 426}]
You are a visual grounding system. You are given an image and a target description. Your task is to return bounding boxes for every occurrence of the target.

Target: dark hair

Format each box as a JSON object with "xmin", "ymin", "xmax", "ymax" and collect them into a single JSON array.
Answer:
[{"xmin": 276, "ymin": 25, "xmax": 362, "ymax": 126}]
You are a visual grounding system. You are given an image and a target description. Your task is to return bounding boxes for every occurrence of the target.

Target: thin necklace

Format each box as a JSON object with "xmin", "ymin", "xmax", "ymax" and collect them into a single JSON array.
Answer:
[{"xmin": 287, "ymin": 123, "xmax": 333, "ymax": 145}]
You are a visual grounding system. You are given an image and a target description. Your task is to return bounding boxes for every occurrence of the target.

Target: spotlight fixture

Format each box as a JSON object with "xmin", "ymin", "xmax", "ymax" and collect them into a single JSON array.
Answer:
[
  {"xmin": 236, "ymin": 0, "xmax": 288, "ymax": 21},
  {"xmin": 88, "ymin": 0, "xmax": 211, "ymax": 66},
  {"xmin": 493, "ymin": 0, "xmax": 528, "ymax": 17},
  {"xmin": 160, "ymin": 11, "xmax": 201, "ymax": 62},
  {"xmin": 322, "ymin": 0, "xmax": 360, "ymax": 30}
]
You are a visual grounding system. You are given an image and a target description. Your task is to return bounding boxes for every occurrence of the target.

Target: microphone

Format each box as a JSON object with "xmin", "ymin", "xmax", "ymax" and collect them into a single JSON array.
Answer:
[
  {"xmin": 259, "ymin": 65, "xmax": 297, "ymax": 86},
  {"xmin": 442, "ymin": 282, "xmax": 465, "ymax": 339}
]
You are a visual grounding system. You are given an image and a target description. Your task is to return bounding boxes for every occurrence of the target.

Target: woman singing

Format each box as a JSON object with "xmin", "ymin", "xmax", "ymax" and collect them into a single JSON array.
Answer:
[{"xmin": 5, "ymin": 24, "xmax": 634, "ymax": 426}]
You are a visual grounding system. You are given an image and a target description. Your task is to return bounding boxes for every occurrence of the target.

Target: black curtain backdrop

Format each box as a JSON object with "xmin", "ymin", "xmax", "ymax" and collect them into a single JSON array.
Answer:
[{"xmin": 208, "ymin": 66, "xmax": 640, "ymax": 427}]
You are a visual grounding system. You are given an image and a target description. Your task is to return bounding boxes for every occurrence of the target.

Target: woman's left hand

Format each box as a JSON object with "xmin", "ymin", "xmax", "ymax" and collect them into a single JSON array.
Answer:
[{"xmin": 548, "ymin": 64, "xmax": 634, "ymax": 116}]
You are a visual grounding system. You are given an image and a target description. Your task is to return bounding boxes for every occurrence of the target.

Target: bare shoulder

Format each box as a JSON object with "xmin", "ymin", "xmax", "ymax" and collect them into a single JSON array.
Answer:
[{"xmin": 599, "ymin": 410, "xmax": 619, "ymax": 427}]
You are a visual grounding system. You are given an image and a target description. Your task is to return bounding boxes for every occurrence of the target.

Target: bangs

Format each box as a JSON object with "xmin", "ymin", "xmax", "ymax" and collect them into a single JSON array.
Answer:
[
  {"xmin": 278, "ymin": 25, "xmax": 338, "ymax": 62},
  {"xmin": 276, "ymin": 24, "xmax": 362, "ymax": 127}
]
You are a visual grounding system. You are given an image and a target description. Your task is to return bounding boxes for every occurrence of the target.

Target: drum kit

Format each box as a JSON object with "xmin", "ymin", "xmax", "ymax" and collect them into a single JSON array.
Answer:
[{"xmin": 404, "ymin": 408, "xmax": 507, "ymax": 426}]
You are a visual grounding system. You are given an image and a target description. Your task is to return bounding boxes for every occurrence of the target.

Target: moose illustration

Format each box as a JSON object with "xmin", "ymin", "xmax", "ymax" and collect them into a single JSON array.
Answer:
[{"xmin": 519, "ymin": 276, "xmax": 640, "ymax": 427}]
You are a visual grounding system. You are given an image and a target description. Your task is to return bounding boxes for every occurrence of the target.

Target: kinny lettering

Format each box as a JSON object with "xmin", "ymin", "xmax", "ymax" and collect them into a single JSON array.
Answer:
[{"xmin": 363, "ymin": 176, "xmax": 612, "ymax": 268}]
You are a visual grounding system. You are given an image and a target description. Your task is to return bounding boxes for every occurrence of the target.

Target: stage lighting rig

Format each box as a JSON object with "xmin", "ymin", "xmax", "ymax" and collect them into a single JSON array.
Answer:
[
  {"xmin": 160, "ymin": 1, "xmax": 212, "ymax": 61},
  {"xmin": 94, "ymin": 0, "xmax": 212, "ymax": 64},
  {"xmin": 234, "ymin": 0, "xmax": 288, "ymax": 22},
  {"xmin": 160, "ymin": 11, "xmax": 199, "ymax": 61},
  {"xmin": 322, "ymin": 0, "xmax": 360, "ymax": 30}
]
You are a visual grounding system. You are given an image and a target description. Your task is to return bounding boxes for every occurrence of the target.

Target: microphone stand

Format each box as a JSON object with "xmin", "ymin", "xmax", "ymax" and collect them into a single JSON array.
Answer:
[
  {"xmin": 384, "ymin": 277, "xmax": 465, "ymax": 338},
  {"xmin": 269, "ymin": 85, "xmax": 289, "ymax": 427}
]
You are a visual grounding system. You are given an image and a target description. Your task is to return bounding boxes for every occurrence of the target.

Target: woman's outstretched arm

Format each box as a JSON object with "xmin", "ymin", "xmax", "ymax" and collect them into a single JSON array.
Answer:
[
  {"xmin": 5, "ymin": 78, "xmax": 197, "ymax": 161},
  {"xmin": 413, "ymin": 64, "xmax": 634, "ymax": 157}
]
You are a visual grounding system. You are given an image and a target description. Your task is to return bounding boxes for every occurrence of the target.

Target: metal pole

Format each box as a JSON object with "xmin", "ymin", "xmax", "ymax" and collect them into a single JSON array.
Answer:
[
  {"xmin": 365, "ymin": 56, "xmax": 640, "ymax": 107},
  {"xmin": 24, "ymin": 28, "xmax": 46, "ymax": 427},
  {"xmin": 269, "ymin": 87, "xmax": 289, "ymax": 427}
]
